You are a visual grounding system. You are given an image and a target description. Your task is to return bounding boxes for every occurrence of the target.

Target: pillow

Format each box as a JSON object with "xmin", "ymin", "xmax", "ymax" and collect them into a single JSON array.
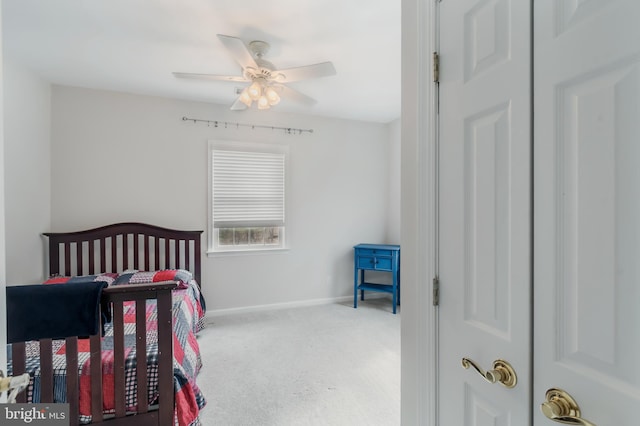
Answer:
[
  {"xmin": 44, "ymin": 273, "xmax": 118, "ymax": 286},
  {"xmin": 112, "ymin": 269, "xmax": 193, "ymax": 289}
]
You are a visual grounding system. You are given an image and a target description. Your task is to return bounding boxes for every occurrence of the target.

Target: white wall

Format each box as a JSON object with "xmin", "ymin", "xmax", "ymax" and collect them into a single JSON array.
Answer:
[
  {"xmin": 49, "ymin": 85, "xmax": 397, "ymax": 312},
  {"xmin": 3, "ymin": 58, "xmax": 51, "ymax": 284}
]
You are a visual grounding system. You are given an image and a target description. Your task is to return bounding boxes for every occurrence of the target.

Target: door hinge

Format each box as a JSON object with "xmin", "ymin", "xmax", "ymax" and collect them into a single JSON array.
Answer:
[
  {"xmin": 433, "ymin": 275, "xmax": 440, "ymax": 306},
  {"xmin": 433, "ymin": 52, "xmax": 440, "ymax": 83}
]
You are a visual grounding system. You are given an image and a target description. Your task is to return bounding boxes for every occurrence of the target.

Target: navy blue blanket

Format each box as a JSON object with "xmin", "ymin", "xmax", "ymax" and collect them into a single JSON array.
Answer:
[{"xmin": 6, "ymin": 282, "xmax": 107, "ymax": 343}]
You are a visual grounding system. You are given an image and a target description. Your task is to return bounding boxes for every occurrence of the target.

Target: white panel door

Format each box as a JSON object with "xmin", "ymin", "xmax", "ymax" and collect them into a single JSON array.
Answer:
[
  {"xmin": 534, "ymin": 1, "xmax": 640, "ymax": 425},
  {"xmin": 438, "ymin": 0, "xmax": 531, "ymax": 424}
]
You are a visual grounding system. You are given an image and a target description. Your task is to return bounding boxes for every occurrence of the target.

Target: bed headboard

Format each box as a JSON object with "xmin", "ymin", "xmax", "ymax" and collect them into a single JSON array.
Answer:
[{"xmin": 43, "ymin": 222, "xmax": 203, "ymax": 284}]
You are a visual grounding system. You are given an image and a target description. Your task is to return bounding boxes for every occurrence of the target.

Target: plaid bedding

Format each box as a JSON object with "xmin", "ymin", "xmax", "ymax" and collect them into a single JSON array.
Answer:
[{"xmin": 8, "ymin": 280, "xmax": 206, "ymax": 426}]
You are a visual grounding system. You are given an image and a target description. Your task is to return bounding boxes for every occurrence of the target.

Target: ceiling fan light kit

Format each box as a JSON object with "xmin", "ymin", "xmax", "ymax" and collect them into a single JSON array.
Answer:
[
  {"xmin": 240, "ymin": 79, "xmax": 281, "ymax": 110},
  {"xmin": 173, "ymin": 34, "xmax": 336, "ymax": 111}
]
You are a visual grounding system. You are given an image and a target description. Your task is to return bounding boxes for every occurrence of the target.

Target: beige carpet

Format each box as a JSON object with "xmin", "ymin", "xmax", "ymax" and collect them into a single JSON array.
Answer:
[{"xmin": 195, "ymin": 298, "xmax": 400, "ymax": 425}]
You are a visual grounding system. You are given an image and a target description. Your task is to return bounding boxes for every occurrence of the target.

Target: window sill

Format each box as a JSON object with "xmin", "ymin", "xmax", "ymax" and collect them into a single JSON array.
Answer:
[{"xmin": 206, "ymin": 247, "xmax": 290, "ymax": 257}]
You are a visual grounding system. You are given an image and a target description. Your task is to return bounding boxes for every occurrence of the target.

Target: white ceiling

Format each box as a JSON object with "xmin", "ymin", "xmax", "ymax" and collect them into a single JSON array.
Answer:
[{"xmin": 2, "ymin": 0, "xmax": 401, "ymax": 123}]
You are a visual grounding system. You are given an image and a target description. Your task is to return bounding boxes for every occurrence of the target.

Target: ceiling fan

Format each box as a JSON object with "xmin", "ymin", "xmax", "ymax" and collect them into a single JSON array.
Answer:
[{"xmin": 173, "ymin": 34, "xmax": 336, "ymax": 111}]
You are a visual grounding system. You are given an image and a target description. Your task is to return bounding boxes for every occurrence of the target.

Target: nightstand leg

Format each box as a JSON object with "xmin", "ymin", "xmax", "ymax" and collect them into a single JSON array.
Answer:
[
  {"xmin": 353, "ymin": 267, "xmax": 358, "ymax": 309},
  {"xmin": 392, "ymin": 271, "xmax": 398, "ymax": 314},
  {"xmin": 392, "ymin": 286, "xmax": 396, "ymax": 314},
  {"xmin": 397, "ymin": 264, "xmax": 401, "ymax": 305}
]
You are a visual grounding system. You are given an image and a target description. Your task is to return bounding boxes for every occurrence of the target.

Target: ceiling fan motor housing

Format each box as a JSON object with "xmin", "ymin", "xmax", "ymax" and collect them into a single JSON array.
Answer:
[{"xmin": 247, "ymin": 40, "xmax": 281, "ymax": 78}]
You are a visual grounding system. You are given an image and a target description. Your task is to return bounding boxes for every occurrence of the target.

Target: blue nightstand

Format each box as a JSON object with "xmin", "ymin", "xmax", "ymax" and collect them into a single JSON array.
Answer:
[{"xmin": 353, "ymin": 244, "xmax": 401, "ymax": 314}]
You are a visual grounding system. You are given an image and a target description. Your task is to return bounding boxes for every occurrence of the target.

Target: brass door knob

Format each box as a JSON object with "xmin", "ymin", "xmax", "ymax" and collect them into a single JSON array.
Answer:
[
  {"xmin": 541, "ymin": 388, "xmax": 597, "ymax": 426},
  {"xmin": 461, "ymin": 358, "xmax": 517, "ymax": 388}
]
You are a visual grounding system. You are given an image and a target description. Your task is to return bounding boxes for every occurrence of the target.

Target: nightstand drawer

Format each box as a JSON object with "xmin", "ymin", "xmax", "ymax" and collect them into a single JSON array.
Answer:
[
  {"xmin": 356, "ymin": 255, "xmax": 392, "ymax": 271},
  {"xmin": 356, "ymin": 248, "xmax": 392, "ymax": 257}
]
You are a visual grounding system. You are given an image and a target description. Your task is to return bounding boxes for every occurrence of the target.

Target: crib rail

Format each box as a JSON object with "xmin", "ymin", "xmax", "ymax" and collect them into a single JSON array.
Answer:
[{"xmin": 10, "ymin": 282, "xmax": 177, "ymax": 426}]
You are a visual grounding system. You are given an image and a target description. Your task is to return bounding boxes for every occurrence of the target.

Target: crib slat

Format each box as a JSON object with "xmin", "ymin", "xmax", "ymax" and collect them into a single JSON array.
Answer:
[
  {"xmin": 65, "ymin": 337, "xmax": 79, "ymax": 425},
  {"xmin": 77, "ymin": 242, "xmax": 84, "ymax": 275},
  {"xmin": 157, "ymin": 289, "xmax": 174, "ymax": 421},
  {"xmin": 173, "ymin": 239, "xmax": 178, "ymax": 269},
  {"xmin": 40, "ymin": 339, "xmax": 54, "ymax": 403},
  {"xmin": 112, "ymin": 235, "xmax": 118, "ymax": 272},
  {"xmin": 194, "ymin": 236, "xmax": 201, "ymax": 285},
  {"xmin": 113, "ymin": 301, "xmax": 126, "ymax": 417},
  {"xmin": 136, "ymin": 299, "xmax": 148, "ymax": 414},
  {"xmin": 88, "ymin": 240, "xmax": 95, "ymax": 275},
  {"xmin": 165, "ymin": 240, "xmax": 171, "ymax": 270},
  {"xmin": 90, "ymin": 334, "xmax": 103, "ymax": 422},
  {"xmin": 123, "ymin": 234, "xmax": 130, "ymax": 271},
  {"xmin": 144, "ymin": 235, "xmax": 151, "ymax": 271},
  {"xmin": 133, "ymin": 233, "xmax": 140, "ymax": 270},
  {"xmin": 100, "ymin": 238, "xmax": 106, "ymax": 273},
  {"xmin": 184, "ymin": 240, "xmax": 190, "ymax": 272},
  {"xmin": 64, "ymin": 243, "xmax": 71, "ymax": 276},
  {"xmin": 11, "ymin": 342, "xmax": 27, "ymax": 403},
  {"xmin": 154, "ymin": 237, "xmax": 160, "ymax": 271}
]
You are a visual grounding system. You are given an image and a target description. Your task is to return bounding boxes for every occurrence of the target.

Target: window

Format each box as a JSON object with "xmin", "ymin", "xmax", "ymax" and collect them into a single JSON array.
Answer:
[{"xmin": 209, "ymin": 141, "xmax": 288, "ymax": 252}]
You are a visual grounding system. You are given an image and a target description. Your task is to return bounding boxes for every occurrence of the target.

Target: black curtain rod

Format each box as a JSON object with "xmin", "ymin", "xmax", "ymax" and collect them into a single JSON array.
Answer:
[{"xmin": 181, "ymin": 116, "xmax": 313, "ymax": 134}]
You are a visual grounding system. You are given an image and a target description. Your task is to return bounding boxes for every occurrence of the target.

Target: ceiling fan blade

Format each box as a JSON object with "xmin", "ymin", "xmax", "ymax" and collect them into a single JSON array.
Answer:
[
  {"xmin": 274, "ymin": 62, "xmax": 336, "ymax": 83},
  {"xmin": 278, "ymin": 85, "xmax": 317, "ymax": 106},
  {"xmin": 173, "ymin": 72, "xmax": 249, "ymax": 82},
  {"xmin": 230, "ymin": 97, "xmax": 248, "ymax": 111},
  {"xmin": 217, "ymin": 34, "xmax": 258, "ymax": 71}
]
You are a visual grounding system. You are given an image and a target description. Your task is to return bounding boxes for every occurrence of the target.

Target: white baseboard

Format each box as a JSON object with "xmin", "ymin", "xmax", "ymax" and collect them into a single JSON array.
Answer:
[{"xmin": 205, "ymin": 293, "xmax": 390, "ymax": 322}]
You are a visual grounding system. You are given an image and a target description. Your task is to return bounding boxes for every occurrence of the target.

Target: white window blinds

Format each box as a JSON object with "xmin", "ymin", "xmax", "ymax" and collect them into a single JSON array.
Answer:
[{"xmin": 212, "ymin": 149, "xmax": 285, "ymax": 228}]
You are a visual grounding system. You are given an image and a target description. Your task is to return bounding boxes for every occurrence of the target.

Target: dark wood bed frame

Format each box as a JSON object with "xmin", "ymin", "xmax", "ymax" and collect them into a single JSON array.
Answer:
[{"xmin": 10, "ymin": 223, "xmax": 203, "ymax": 425}]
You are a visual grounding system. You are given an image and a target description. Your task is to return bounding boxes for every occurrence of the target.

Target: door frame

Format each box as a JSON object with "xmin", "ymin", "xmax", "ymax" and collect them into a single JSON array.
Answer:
[
  {"xmin": 0, "ymin": 1, "xmax": 8, "ymax": 394},
  {"xmin": 400, "ymin": 0, "xmax": 438, "ymax": 425}
]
